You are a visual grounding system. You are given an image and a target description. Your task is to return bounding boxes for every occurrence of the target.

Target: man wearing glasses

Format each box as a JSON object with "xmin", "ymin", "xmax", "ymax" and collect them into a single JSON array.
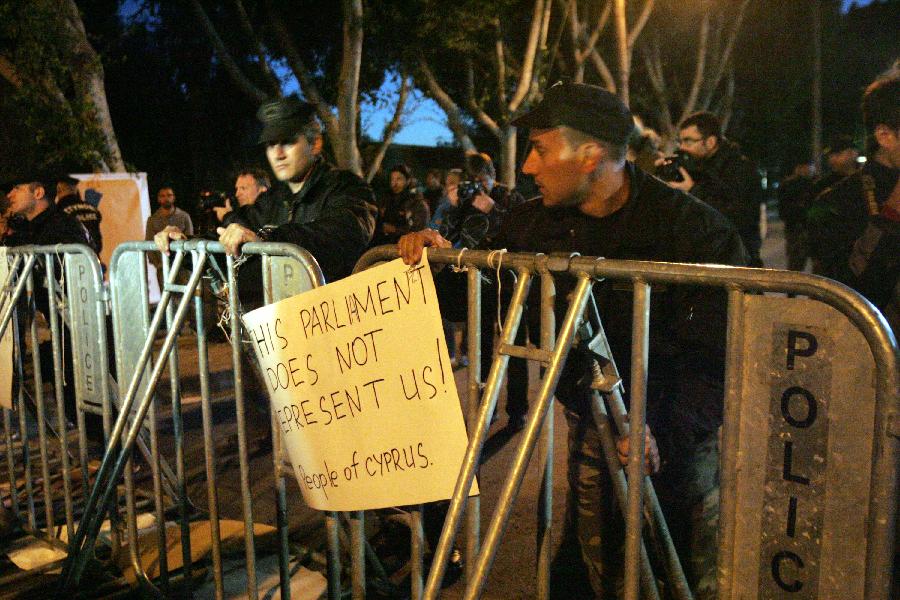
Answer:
[{"xmin": 665, "ymin": 111, "xmax": 764, "ymax": 266}]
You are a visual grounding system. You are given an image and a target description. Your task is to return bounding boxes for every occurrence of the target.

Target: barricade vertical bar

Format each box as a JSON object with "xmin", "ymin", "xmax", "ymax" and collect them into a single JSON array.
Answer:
[
  {"xmin": 3, "ymin": 408, "xmax": 17, "ymax": 518},
  {"xmin": 0, "ymin": 255, "xmax": 34, "ymax": 340},
  {"xmin": 27, "ymin": 272, "xmax": 55, "ymax": 536},
  {"xmin": 197, "ymin": 276, "xmax": 224, "ymax": 598},
  {"xmin": 623, "ymin": 280, "xmax": 650, "ymax": 600},
  {"xmin": 151, "ymin": 254, "xmax": 178, "ymax": 593},
  {"xmin": 326, "ymin": 512, "xmax": 341, "ymax": 599},
  {"xmin": 350, "ymin": 510, "xmax": 365, "ymax": 599},
  {"xmin": 423, "ymin": 270, "xmax": 533, "ymax": 600},
  {"xmin": 588, "ymin": 393, "xmax": 661, "ymax": 600},
  {"xmin": 584, "ymin": 293, "xmax": 688, "ymax": 600},
  {"xmin": 717, "ymin": 286, "xmax": 745, "ymax": 600},
  {"xmin": 463, "ymin": 274, "xmax": 592, "ymax": 600},
  {"xmin": 411, "ymin": 505, "xmax": 424, "ymax": 599},
  {"xmin": 227, "ymin": 254, "xmax": 259, "ymax": 600},
  {"xmin": 536, "ymin": 267, "xmax": 556, "ymax": 600},
  {"xmin": 45, "ymin": 257, "xmax": 76, "ymax": 542},
  {"xmin": 464, "ymin": 266, "xmax": 481, "ymax": 583},
  {"xmin": 65, "ymin": 249, "xmax": 205, "ymax": 588},
  {"xmin": 15, "ymin": 312, "xmax": 37, "ymax": 531},
  {"xmin": 167, "ymin": 250, "xmax": 194, "ymax": 590},
  {"xmin": 262, "ymin": 254, "xmax": 292, "ymax": 600}
]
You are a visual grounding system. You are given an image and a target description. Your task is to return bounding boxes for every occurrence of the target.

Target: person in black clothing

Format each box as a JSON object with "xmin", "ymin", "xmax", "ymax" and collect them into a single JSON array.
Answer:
[
  {"xmin": 777, "ymin": 158, "xmax": 816, "ymax": 272},
  {"xmin": 400, "ymin": 83, "xmax": 748, "ymax": 599},
  {"xmin": 5, "ymin": 177, "xmax": 102, "ymax": 442},
  {"xmin": 155, "ymin": 95, "xmax": 376, "ymax": 284},
  {"xmin": 55, "ymin": 175, "xmax": 102, "ymax": 254},
  {"xmin": 371, "ymin": 163, "xmax": 430, "ymax": 246},
  {"xmin": 664, "ymin": 111, "xmax": 765, "ymax": 266},
  {"xmin": 422, "ymin": 168, "xmax": 446, "ymax": 217},
  {"xmin": 808, "ymin": 70, "xmax": 899, "ymax": 329}
]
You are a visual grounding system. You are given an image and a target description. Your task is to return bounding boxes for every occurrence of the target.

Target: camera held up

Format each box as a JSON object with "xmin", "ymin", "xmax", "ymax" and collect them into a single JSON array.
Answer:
[{"xmin": 656, "ymin": 151, "xmax": 693, "ymax": 183}]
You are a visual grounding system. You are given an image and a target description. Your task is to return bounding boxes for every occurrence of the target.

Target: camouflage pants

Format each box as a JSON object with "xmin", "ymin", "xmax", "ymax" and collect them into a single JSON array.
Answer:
[{"xmin": 551, "ymin": 408, "xmax": 720, "ymax": 599}]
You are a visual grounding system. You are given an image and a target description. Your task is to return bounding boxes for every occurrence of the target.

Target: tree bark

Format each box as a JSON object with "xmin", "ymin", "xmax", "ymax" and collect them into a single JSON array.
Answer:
[
  {"xmin": 415, "ymin": 57, "xmax": 477, "ymax": 152},
  {"xmin": 365, "ymin": 74, "xmax": 411, "ymax": 182},
  {"xmin": 60, "ymin": 0, "xmax": 125, "ymax": 171}
]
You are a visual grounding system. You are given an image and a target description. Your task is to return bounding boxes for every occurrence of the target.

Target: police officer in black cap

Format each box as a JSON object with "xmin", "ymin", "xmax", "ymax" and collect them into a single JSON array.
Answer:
[
  {"xmin": 156, "ymin": 95, "xmax": 376, "ymax": 283},
  {"xmin": 399, "ymin": 82, "xmax": 747, "ymax": 598}
]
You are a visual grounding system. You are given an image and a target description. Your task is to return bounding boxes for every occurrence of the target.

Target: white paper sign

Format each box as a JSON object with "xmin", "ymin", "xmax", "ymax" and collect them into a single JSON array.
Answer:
[{"xmin": 241, "ymin": 256, "xmax": 477, "ymax": 511}]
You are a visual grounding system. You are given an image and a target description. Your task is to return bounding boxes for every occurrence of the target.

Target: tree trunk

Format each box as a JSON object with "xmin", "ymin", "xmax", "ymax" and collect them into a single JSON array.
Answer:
[
  {"xmin": 811, "ymin": 0, "xmax": 822, "ymax": 172},
  {"xmin": 499, "ymin": 126, "xmax": 518, "ymax": 189},
  {"xmin": 61, "ymin": 0, "xmax": 125, "ymax": 172}
]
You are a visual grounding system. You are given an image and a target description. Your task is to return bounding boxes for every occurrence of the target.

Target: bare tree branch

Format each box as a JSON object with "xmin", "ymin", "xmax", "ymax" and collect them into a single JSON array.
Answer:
[
  {"xmin": 700, "ymin": 0, "xmax": 749, "ymax": 110},
  {"xmin": 494, "ymin": 19, "xmax": 508, "ymax": 109},
  {"xmin": 187, "ymin": 0, "xmax": 268, "ymax": 104},
  {"xmin": 507, "ymin": 0, "xmax": 546, "ymax": 114},
  {"xmin": 415, "ymin": 56, "xmax": 476, "ymax": 152},
  {"xmin": 627, "ymin": 0, "xmax": 655, "ymax": 48},
  {"xmin": 264, "ymin": 2, "xmax": 340, "ymax": 140},
  {"xmin": 365, "ymin": 74, "xmax": 411, "ymax": 182},
  {"xmin": 231, "ymin": 0, "xmax": 282, "ymax": 95},
  {"xmin": 0, "ymin": 55, "xmax": 23, "ymax": 89},
  {"xmin": 466, "ymin": 59, "xmax": 501, "ymax": 136},
  {"xmin": 678, "ymin": 10, "xmax": 710, "ymax": 124}
]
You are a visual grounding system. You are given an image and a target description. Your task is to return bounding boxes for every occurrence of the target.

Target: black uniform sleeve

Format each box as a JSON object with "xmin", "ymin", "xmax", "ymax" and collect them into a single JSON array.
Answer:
[{"xmin": 265, "ymin": 175, "xmax": 376, "ymax": 281}]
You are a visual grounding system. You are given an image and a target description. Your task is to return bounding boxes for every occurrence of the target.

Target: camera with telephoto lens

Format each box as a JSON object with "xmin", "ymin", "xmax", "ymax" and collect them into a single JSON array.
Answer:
[
  {"xmin": 456, "ymin": 180, "xmax": 485, "ymax": 209},
  {"xmin": 656, "ymin": 152, "xmax": 693, "ymax": 182},
  {"xmin": 199, "ymin": 190, "xmax": 234, "ymax": 211}
]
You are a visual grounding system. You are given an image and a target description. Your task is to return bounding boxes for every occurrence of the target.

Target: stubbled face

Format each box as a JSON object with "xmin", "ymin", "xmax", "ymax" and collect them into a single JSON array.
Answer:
[
  {"xmin": 522, "ymin": 127, "xmax": 590, "ymax": 208},
  {"xmin": 157, "ymin": 187, "xmax": 175, "ymax": 209},
  {"xmin": 266, "ymin": 134, "xmax": 317, "ymax": 182},
  {"xmin": 6, "ymin": 183, "xmax": 41, "ymax": 219},
  {"xmin": 389, "ymin": 171, "xmax": 409, "ymax": 195},
  {"xmin": 678, "ymin": 125, "xmax": 717, "ymax": 160},
  {"xmin": 234, "ymin": 174, "xmax": 265, "ymax": 206}
]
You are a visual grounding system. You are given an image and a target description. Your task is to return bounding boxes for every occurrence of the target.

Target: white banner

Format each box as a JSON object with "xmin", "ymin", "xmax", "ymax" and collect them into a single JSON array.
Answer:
[{"xmin": 242, "ymin": 255, "xmax": 476, "ymax": 511}]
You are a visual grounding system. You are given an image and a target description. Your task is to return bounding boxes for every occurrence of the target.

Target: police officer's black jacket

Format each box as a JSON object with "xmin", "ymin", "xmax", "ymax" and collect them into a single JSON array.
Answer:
[
  {"xmin": 437, "ymin": 163, "xmax": 748, "ymax": 436},
  {"xmin": 56, "ymin": 192, "xmax": 103, "ymax": 254},
  {"xmin": 225, "ymin": 158, "xmax": 376, "ymax": 282}
]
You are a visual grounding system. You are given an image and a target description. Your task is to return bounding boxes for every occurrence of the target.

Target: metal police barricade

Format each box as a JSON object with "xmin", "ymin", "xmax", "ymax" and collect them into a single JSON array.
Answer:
[
  {"xmin": 58, "ymin": 240, "xmax": 324, "ymax": 599},
  {"xmin": 352, "ymin": 245, "xmax": 897, "ymax": 600},
  {"xmin": 0, "ymin": 244, "xmax": 118, "ymax": 585}
]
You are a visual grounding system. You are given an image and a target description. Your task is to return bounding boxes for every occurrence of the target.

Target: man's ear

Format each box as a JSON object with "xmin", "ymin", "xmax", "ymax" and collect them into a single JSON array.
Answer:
[
  {"xmin": 579, "ymin": 142, "xmax": 603, "ymax": 173},
  {"xmin": 312, "ymin": 135, "xmax": 324, "ymax": 155},
  {"xmin": 32, "ymin": 185, "xmax": 46, "ymax": 201},
  {"xmin": 873, "ymin": 124, "xmax": 898, "ymax": 150}
]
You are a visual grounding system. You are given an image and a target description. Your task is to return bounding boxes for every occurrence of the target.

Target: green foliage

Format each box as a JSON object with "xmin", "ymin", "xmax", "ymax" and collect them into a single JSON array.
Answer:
[{"xmin": 0, "ymin": 0, "xmax": 111, "ymax": 172}]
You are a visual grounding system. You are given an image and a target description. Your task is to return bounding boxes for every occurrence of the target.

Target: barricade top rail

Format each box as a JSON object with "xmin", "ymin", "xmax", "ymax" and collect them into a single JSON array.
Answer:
[
  {"xmin": 110, "ymin": 239, "xmax": 325, "ymax": 288},
  {"xmin": 357, "ymin": 244, "xmax": 898, "ymax": 370},
  {"xmin": 2, "ymin": 243, "xmax": 103, "ymax": 280}
]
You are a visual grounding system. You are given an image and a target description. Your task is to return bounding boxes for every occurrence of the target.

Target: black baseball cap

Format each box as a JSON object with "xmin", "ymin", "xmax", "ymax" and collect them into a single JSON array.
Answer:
[
  {"xmin": 257, "ymin": 95, "xmax": 317, "ymax": 144},
  {"xmin": 511, "ymin": 82, "xmax": 635, "ymax": 145},
  {"xmin": 56, "ymin": 174, "xmax": 80, "ymax": 186}
]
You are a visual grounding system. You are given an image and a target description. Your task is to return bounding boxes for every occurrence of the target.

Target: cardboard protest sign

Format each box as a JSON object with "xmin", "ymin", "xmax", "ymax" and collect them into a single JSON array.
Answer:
[{"xmin": 241, "ymin": 255, "xmax": 477, "ymax": 511}]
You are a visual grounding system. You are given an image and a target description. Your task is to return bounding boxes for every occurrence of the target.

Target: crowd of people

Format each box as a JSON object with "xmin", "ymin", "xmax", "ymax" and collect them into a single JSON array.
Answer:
[{"xmin": 1, "ymin": 63, "xmax": 897, "ymax": 599}]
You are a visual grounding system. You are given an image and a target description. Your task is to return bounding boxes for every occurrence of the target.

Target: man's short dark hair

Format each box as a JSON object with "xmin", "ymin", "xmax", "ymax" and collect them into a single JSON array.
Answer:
[
  {"xmin": 465, "ymin": 153, "xmax": 496, "ymax": 179},
  {"xmin": 237, "ymin": 167, "xmax": 271, "ymax": 189},
  {"xmin": 679, "ymin": 111, "xmax": 723, "ymax": 140},
  {"xmin": 862, "ymin": 69, "xmax": 900, "ymax": 135},
  {"xmin": 389, "ymin": 163, "xmax": 412, "ymax": 180}
]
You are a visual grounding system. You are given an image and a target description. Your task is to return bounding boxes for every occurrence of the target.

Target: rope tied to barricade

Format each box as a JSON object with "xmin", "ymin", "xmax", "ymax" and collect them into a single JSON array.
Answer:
[
  {"xmin": 450, "ymin": 247, "xmax": 469, "ymax": 273},
  {"xmin": 487, "ymin": 248, "xmax": 515, "ymax": 334}
]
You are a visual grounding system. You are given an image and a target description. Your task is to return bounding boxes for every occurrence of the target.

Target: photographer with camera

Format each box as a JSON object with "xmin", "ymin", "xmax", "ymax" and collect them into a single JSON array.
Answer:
[
  {"xmin": 209, "ymin": 168, "xmax": 271, "ymax": 224},
  {"xmin": 658, "ymin": 112, "xmax": 763, "ymax": 266}
]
